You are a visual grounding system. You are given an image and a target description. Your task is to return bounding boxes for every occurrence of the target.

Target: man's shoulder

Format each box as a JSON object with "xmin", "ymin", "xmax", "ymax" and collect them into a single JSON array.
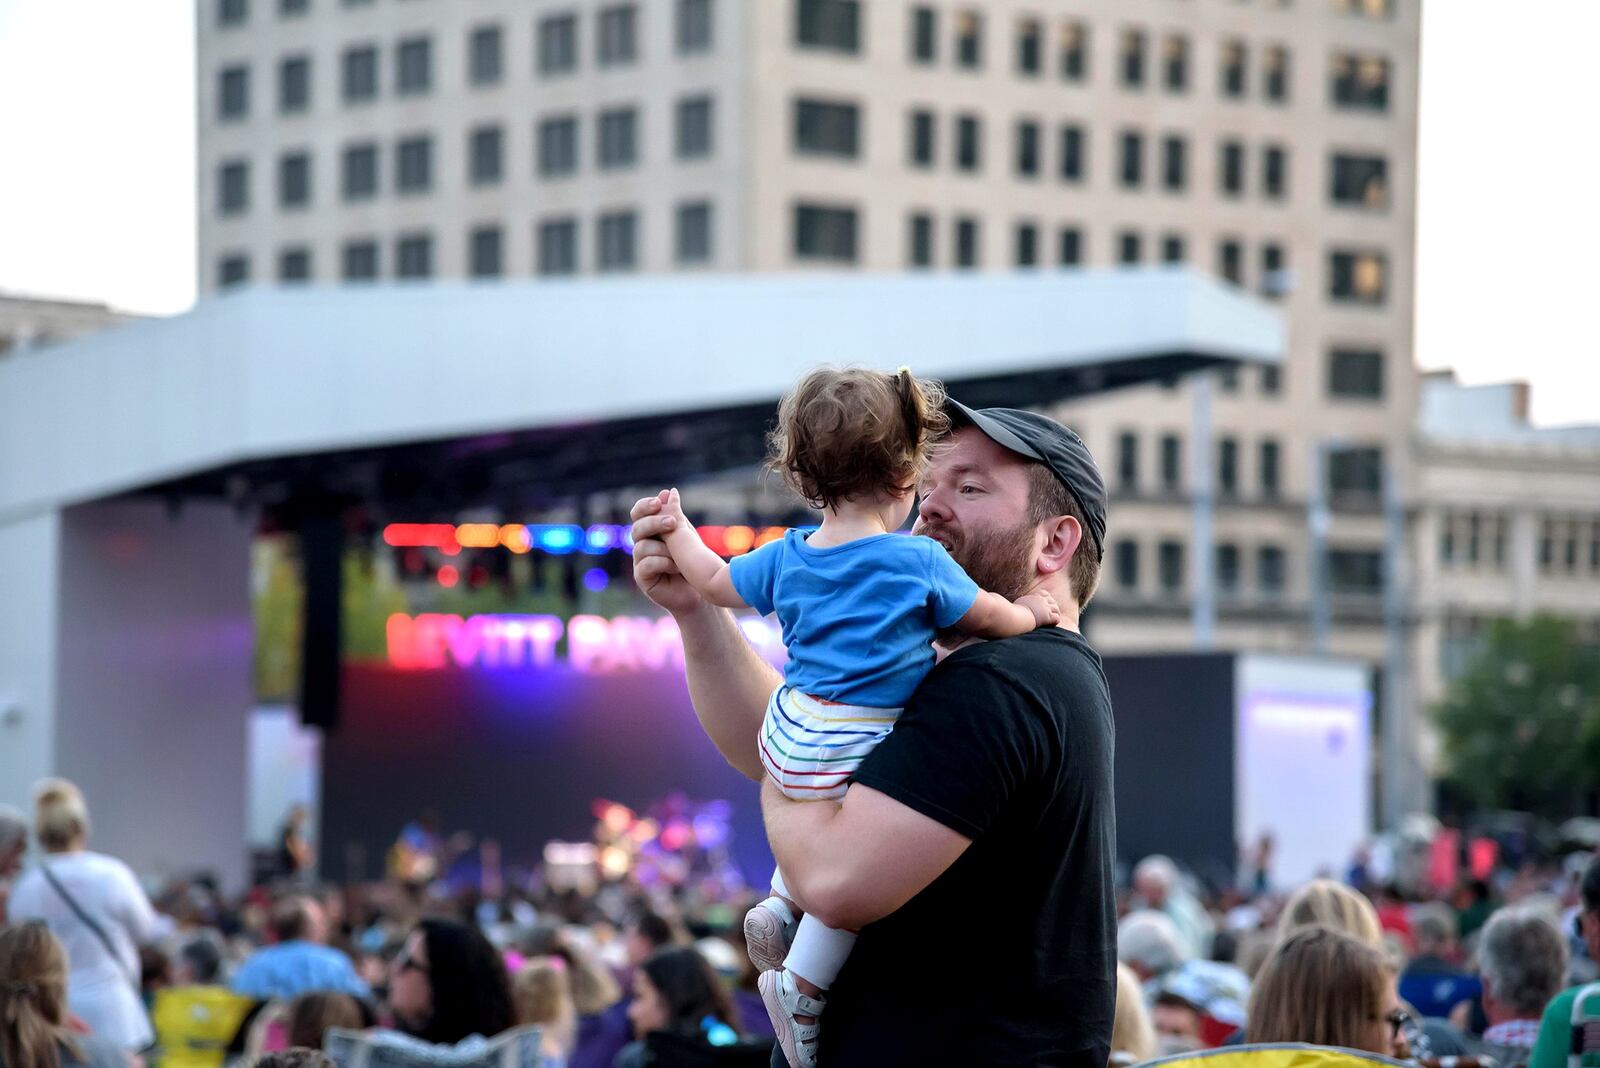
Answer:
[{"xmin": 931, "ymin": 628, "xmax": 1103, "ymax": 687}]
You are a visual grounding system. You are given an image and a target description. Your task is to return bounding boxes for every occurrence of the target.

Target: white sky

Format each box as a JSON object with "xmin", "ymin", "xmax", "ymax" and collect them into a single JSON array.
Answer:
[{"xmin": 0, "ymin": 1, "xmax": 1595, "ymax": 427}]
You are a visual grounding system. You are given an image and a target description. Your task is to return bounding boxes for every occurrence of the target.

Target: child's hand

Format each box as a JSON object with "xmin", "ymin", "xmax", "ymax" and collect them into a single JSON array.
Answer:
[
  {"xmin": 1017, "ymin": 590, "xmax": 1060, "ymax": 628},
  {"xmin": 661, "ymin": 487, "xmax": 688, "ymax": 525}
]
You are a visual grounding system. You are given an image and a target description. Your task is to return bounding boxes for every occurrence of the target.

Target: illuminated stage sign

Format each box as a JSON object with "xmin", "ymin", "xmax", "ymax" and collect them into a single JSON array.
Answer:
[{"xmin": 386, "ymin": 612, "xmax": 785, "ymax": 674}]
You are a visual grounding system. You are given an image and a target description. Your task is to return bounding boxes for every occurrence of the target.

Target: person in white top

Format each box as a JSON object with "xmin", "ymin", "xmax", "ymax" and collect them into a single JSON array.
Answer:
[{"xmin": 7, "ymin": 779, "xmax": 159, "ymax": 1052}]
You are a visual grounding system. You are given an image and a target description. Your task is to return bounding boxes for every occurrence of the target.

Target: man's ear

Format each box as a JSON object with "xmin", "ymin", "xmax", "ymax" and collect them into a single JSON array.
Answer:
[{"xmin": 1036, "ymin": 514, "xmax": 1083, "ymax": 577}]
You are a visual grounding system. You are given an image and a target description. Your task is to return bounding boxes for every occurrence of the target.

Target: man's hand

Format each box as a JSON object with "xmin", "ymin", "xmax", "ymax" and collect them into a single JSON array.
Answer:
[
  {"xmin": 631, "ymin": 490, "xmax": 708, "ymax": 617},
  {"xmin": 1017, "ymin": 590, "xmax": 1061, "ymax": 628}
]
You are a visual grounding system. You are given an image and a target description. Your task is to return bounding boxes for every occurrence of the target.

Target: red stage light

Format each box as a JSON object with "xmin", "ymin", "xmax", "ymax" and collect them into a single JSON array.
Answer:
[{"xmin": 437, "ymin": 564, "xmax": 460, "ymax": 588}]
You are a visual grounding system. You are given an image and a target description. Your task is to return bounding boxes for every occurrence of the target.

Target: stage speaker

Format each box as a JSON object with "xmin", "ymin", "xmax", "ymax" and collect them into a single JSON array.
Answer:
[{"xmin": 298, "ymin": 511, "xmax": 345, "ymax": 731}]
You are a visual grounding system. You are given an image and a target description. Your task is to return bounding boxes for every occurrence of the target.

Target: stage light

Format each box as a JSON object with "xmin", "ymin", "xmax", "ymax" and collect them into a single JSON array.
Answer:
[
  {"xmin": 757, "ymin": 526, "xmax": 786, "ymax": 547},
  {"xmin": 437, "ymin": 564, "xmax": 460, "ymax": 588},
  {"xmin": 384, "ymin": 523, "xmax": 460, "ymax": 554},
  {"xmin": 698, "ymin": 526, "xmax": 728, "ymax": 556},
  {"xmin": 457, "ymin": 523, "xmax": 501, "ymax": 548},
  {"xmin": 583, "ymin": 525, "xmax": 614, "ymax": 554},
  {"xmin": 467, "ymin": 563, "xmax": 490, "ymax": 588},
  {"xmin": 583, "ymin": 568, "xmax": 609, "ymax": 592},
  {"xmin": 724, "ymin": 525, "xmax": 755, "ymax": 554},
  {"xmin": 499, "ymin": 524, "xmax": 532, "ymax": 553},
  {"xmin": 531, "ymin": 524, "xmax": 582, "ymax": 554}
]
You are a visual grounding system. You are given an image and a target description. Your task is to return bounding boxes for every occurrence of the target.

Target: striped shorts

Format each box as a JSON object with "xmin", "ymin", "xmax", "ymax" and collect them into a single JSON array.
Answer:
[{"xmin": 758, "ymin": 685, "xmax": 901, "ymax": 801}]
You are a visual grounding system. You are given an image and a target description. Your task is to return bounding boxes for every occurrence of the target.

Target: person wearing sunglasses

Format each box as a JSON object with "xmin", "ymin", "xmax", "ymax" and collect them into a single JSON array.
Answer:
[
  {"xmin": 1246, "ymin": 924, "xmax": 1412, "ymax": 1059},
  {"xmin": 387, "ymin": 919, "xmax": 514, "ymax": 1046}
]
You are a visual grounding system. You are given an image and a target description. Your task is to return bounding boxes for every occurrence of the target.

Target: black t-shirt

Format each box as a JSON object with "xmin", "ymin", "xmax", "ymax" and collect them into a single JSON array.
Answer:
[{"xmin": 817, "ymin": 627, "xmax": 1117, "ymax": 1067}]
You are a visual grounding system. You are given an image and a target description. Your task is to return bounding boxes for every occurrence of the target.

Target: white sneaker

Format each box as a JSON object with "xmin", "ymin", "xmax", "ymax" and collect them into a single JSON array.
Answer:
[
  {"xmin": 758, "ymin": 968, "xmax": 824, "ymax": 1068},
  {"xmin": 743, "ymin": 896, "xmax": 797, "ymax": 974}
]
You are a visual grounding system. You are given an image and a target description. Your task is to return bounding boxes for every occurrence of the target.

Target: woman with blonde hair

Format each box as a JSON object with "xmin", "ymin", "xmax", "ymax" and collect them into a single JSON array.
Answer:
[
  {"xmin": 1247, "ymin": 925, "xmax": 1409, "ymax": 1058},
  {"xmin": 7, "ymin": 780, "xmax": 158, "ymax": 1052},
  {"xmin": 511, "ymin": 958, "xmax": 577, "ymax": 1063},
  {"xmin": 0, "ymin": 923, "xmax": 132, "ymax": 1068},
  {"xmin": 1110, "ymin": 962, "xmax": 1159, "ymax": 1066},
  {"xmin": 1276, "ymin": 878, "xmax": 1384, "ymax": 948}
]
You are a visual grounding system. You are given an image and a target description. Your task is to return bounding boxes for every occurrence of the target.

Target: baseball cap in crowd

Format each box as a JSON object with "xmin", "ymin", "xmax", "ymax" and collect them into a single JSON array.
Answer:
[{"xmin": 946, "ymin": 401, "xmax": 1108, "ymax": 558}]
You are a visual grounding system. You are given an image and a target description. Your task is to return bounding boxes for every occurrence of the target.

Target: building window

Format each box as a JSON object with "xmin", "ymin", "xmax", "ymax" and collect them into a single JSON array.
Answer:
[
  {"xmin": 1261, "ymin": 365, "xmax": 1283, "ymax": 396},
  {"xmin": 598, "ymin": 107, "xmax": 639, "ymax": 169},
  {"xmin": 1264, "ymin": 46, "xmax": 1290, "ymax": 102},
  {"xmin": 1258, "ymin": 546, "xmax": 1286, "ymax": 595},
  {"xmin": 677, "ymin": 96, "xmax": 714, "ymax": 159},
  {"xmin": 278, "ymin": 152, "xmax": 311, "ymax": 208},
  {"xmin": 469, "ymin": 226, "xmax": 503, "ymax": 278},
  {"xmin": 1217, "ymin": 544, "xmax": 1241, "ymax": 594},
  {"xmin": 598, "ymin": 5, "xmax": 638, "ymax": 66},
  {"xmin": 1538, "ymin": 519, "xmax": 1555, "ymax": 572},
  {"xmin": 1220, "ymin": 140, "xmax": 1245, "ymax": 196},
  {"xmin": 1328, "ymin": 446, "xmax": 1383, "ymax": 502},
  {"xmin": 955, "ymin": 115, "xmax": 982, "ymax": 172},
  {"xmin": 1218, "ymin": 239, "xmax": 1243, "ymax": 285},
  {"xmin": 219, "ymin": 66, "xmax": 250, "ymax": 120},
  {"xmin": 1116, "ymin": 432, "xmax": 1139, "ymax": 491},
  {"xmin": 1161, "ymin": 234, "xmax": 1186, "ymax": 264},
  {"xmin": 219, "ymin": 0, "xmax": 248, "ymax": 27},
  {"xmin": 469, "ymin": 25, "xmax": 503, "ymax": 86},
  {"xmin": 1221, "ymin": 40, "xmax": 1247, "ymax": 98},
  {"xmin": 341, "ymin": 240, "xmax": 378, "ymax": 282},
  {"xmin": 1329, "ymin": 250, "xmax": 1387, "ymax": 304},
  {"xmin": 1163, "ymin": 35, "xmax": 1188, "ymax": 92},
  {"xmin": 538, "ymin": 116, "xmax": 580, "ymax": 177},
  {"xmin": 469, "ymin": 125, "xmax": 503, "ymax": 186},
  {"xmin": 1259, "ymin": 439, "xmax": 1281, "ymax": 497},
  {"xmin": 1014, "ymin": 222, "xmax": 1040, "ymax": 268},
  {"xmin": 1328, "ymin": 348, "xmax": 1384, "ymax": 399},
  {"xmin": 678, "ymin": 0, "xmax": 713, "ymax": 54},
  {"xmin": 955, "ymin": 10, "xmax": 983, "ymax": 69},
  {"xmin": 1263, "ymin": 146, "xmax": 1288, "ymax": 200},
  {"xmin": 1058, "ymin": 227, "xmax": 1082, "ymax": 266},
  {"xmin": 396, "ymin": 37, "xmax": 432, "ymax": 95},
  {"xmin": 1329, "ymin": 548, "xmax": 1383, "ymax": 595},
  {"xmin": 910, "ymin": 6, "xmax": 937, "ymax": 62},
  {"xmin": 1162, "ymin": 136, "xmax": 1186, "ymax": 192},
  {"xmin": 796, "ymin": 0, "xmax": 861, "ymax": 54},
  {"xmin": 342, "ymin": 45, "xmax": 378, "ymax": 103},
  {"xmin": 1119, "ymin": 130, "xmax": 1143, "ymax": 188},
  {"xmin": 218, "ymin": 160, "xmax": 250, "ymax": 215},
  {"xmin": 395, "ymin": 233, "xmax": 433, "ymax": 279},
  {"xmin": 1159, "ymin": 541, "xmax": 1185, "ymax": 594},
  {"xmin": 1218, "ymin": 367, "xmax": 1240, "ymax": 394},
  {"xmin": 954, "ymin": 217, "xmax": 980, "ymax": 269},
  {"xmin": 1059, "ymin": 22, "xmax": 1088, "ymax": 81},
  {"xmin": 1017, "ymin": 18, "xmax": 1041, "ymax": 75},
  {"xmin": 1015, "ymin": 120, "xmax": 1040, "ymax": 177},
  {"xmin": 794, "ymin": 99, "xmax": 860, "ymax": 158},
  {"xmin": 909, "ymin": 110, "xmax": 936, "ymax": 167},
  {"xmin": 279, "ymin": 56, "xmax": 311, "ymax": 113},
  {"xmin": 677, "ymin": 201, "xmax": 714, "ymax": 264},
  {"xmin": 538, "ymin": 218, "xmax": 579, "ymax": 275},
  {"xmin": 1331, "ymin": 53, "xmax": 1390, "ymax": 111},
  {"xmin": 538, "ymin": 14, "xmax": 579, "ymax": 75},
  {"xmin": 1160, "ymin": 434, "xmax": 1182, "ymax": 493},
  {"xmin": 279, "ymin": 0, "xmax": 307, "ymax": 16},
  {"xmin": 1118, "ymin": 28, "xmax": 1146, "ymax": 88},
  {"xmin": 1218, "ymin": 437, "xmax": 1239, "ymax": 498},
  {"xmin": 1331, "ymin": 154, "xmax": 1389, "ymax": 208},
  {"xmin": 597, "ymin": 211, "xmax": 638, "ymax": 272},
  {"xmin": 1118, "ymin": 230, "xmax": 1142, "ymax": 266},
  {"xmin": 1114, "ymin": 541, "xmax": 1140, "ymax": 591},
  {"xmin": 1261, "ymin": 243, "xmax": 1287, "ymax": 298},
  {"xmin": 218, "ymin": 254, "xmax": 250, "ymax": 288},
  {"xmin": 1059, "ymin": 124, "xmax": 1085, "ymax": 182},
  {"xmin": 908, "ymin": 213, "xmax": 935, "ymax": 268},
  {"xmin": 794, "ymin": 204, "xmax": 859, "ymax": 262},
  {"xmin": 1332, "ymin": 0, "xmax": 1394, "ymax": 20},
  {"xmin": 342, "ymin": 143, "xmax": 378, "ymax": 200},
  {"xmin": 396, "ymin": 136, "xmax": 432, "ymax": 193}
]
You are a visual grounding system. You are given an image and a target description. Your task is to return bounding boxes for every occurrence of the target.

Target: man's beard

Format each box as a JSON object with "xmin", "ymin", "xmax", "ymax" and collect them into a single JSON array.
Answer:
[{"xmin": 917, "ymin": 517, "xmax": 1038, "ymax": 640}]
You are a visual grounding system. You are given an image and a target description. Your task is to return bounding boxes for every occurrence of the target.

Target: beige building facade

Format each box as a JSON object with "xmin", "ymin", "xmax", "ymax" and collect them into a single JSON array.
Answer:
[{"xmin": 0, "ymin": 293, "xmax": 136, "ymax": 359}]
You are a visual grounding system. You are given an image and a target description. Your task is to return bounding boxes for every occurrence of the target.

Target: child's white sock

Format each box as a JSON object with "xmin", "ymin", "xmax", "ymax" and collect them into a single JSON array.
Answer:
[{"xmin": 783, "ymin": 913, "xmax": 857, "ymax": 991}]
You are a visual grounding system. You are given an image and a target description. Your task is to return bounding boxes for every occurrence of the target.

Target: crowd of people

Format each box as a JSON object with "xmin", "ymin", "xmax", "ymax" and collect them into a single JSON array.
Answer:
[{"xmin": 4, "ymin": 779, "xmax": 1600, "ymax": 1068}]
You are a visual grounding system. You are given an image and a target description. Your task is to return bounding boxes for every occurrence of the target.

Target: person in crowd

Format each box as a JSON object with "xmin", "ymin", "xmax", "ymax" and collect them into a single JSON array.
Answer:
[
  {"xmin": 1118, "ymin": 910, "xmax": 1188, "ymax": 985},
  {"xmin": 285, "ymin": 993, "xmax": 365, "ymax": 1051},
  {"xmin": 0, "ymin": 804, "xmax": 27, "ymax": 926},
  {"xmin": 253, "ymin": 1050, "xmax": 334, "ymax": 1068},
  {"xmin": 1135, "ymin": 856, "xmax": 1215, "ymax": 961},
  {"xmin": 277, "ymin": 809, "xmax": 315, "ymax": 883},
  {"xmin": 615, "ymin": 947, "xmax": 747, "ymax": 1068},
  {"xmin": 1469, "ymin": 907, "xmax": 1569, "ymax": 1068},
  {"xmin": 1528, "ymin": 854, "xmax": 1600, "ymax": 1068},
  {"xmin": 1150, "ymin": 990, "xmax": 1205, "ymax": 1056},
  {"xmin": 1276, "ymin": 879, "xmax": 1385, "ymax": 948},
  {"xmin": 623, "ymin": 911, "xmax": 677, "ymax": 971},
  {"xmin": 1110, "ymin": 963, "xmax": 1159, "ymax": 1067},
  {"xmin": 513, "ymin": 957, "xmax": 578, "ymax": 1064},
  {"xmin": 231, "ymin": 897, "xmax": 368, "ymax": 1001},
  {"xmin": 6, "ymin": 780, "xmax": 159, "ymax": 1052},
  {"xmin": 1246, "ymin": 925, "xmax": 1410, "ymax": 1059},
  {"xmin": 387, "ymin": 918, "xmax": 514, "ymax": 1046},
  {"xmin": 149, "ymin": 935, "xmax": 255, "ymax": 1068},
  {"xmin": 0, "ymin": 922, "xmax": 134, "ymax": 1068},
  {"xmin": 1456, "ymin": 880, "xmax": 1495, "ymax": 942},
  {"xmin": 1399, "ymin": 903, "xmax": 1480, "ymax": 1019},
  {"xmin": 518, "ymin": 925, "xmax": 630, "ymax": 1068}
]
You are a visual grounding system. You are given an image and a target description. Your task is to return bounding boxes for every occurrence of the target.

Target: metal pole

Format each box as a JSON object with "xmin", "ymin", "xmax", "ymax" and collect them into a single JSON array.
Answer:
[
  {"xmin": 1309, "ymin": 441, "xmax": 1331, "ymax": 654},
  {"xmin": 1190, "ymin": 374, "xmax": 1215, "ymax": 649},
  {"xmin": 1381, "ymin": 455, "xmax": 1414, "ymax": 826}
]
